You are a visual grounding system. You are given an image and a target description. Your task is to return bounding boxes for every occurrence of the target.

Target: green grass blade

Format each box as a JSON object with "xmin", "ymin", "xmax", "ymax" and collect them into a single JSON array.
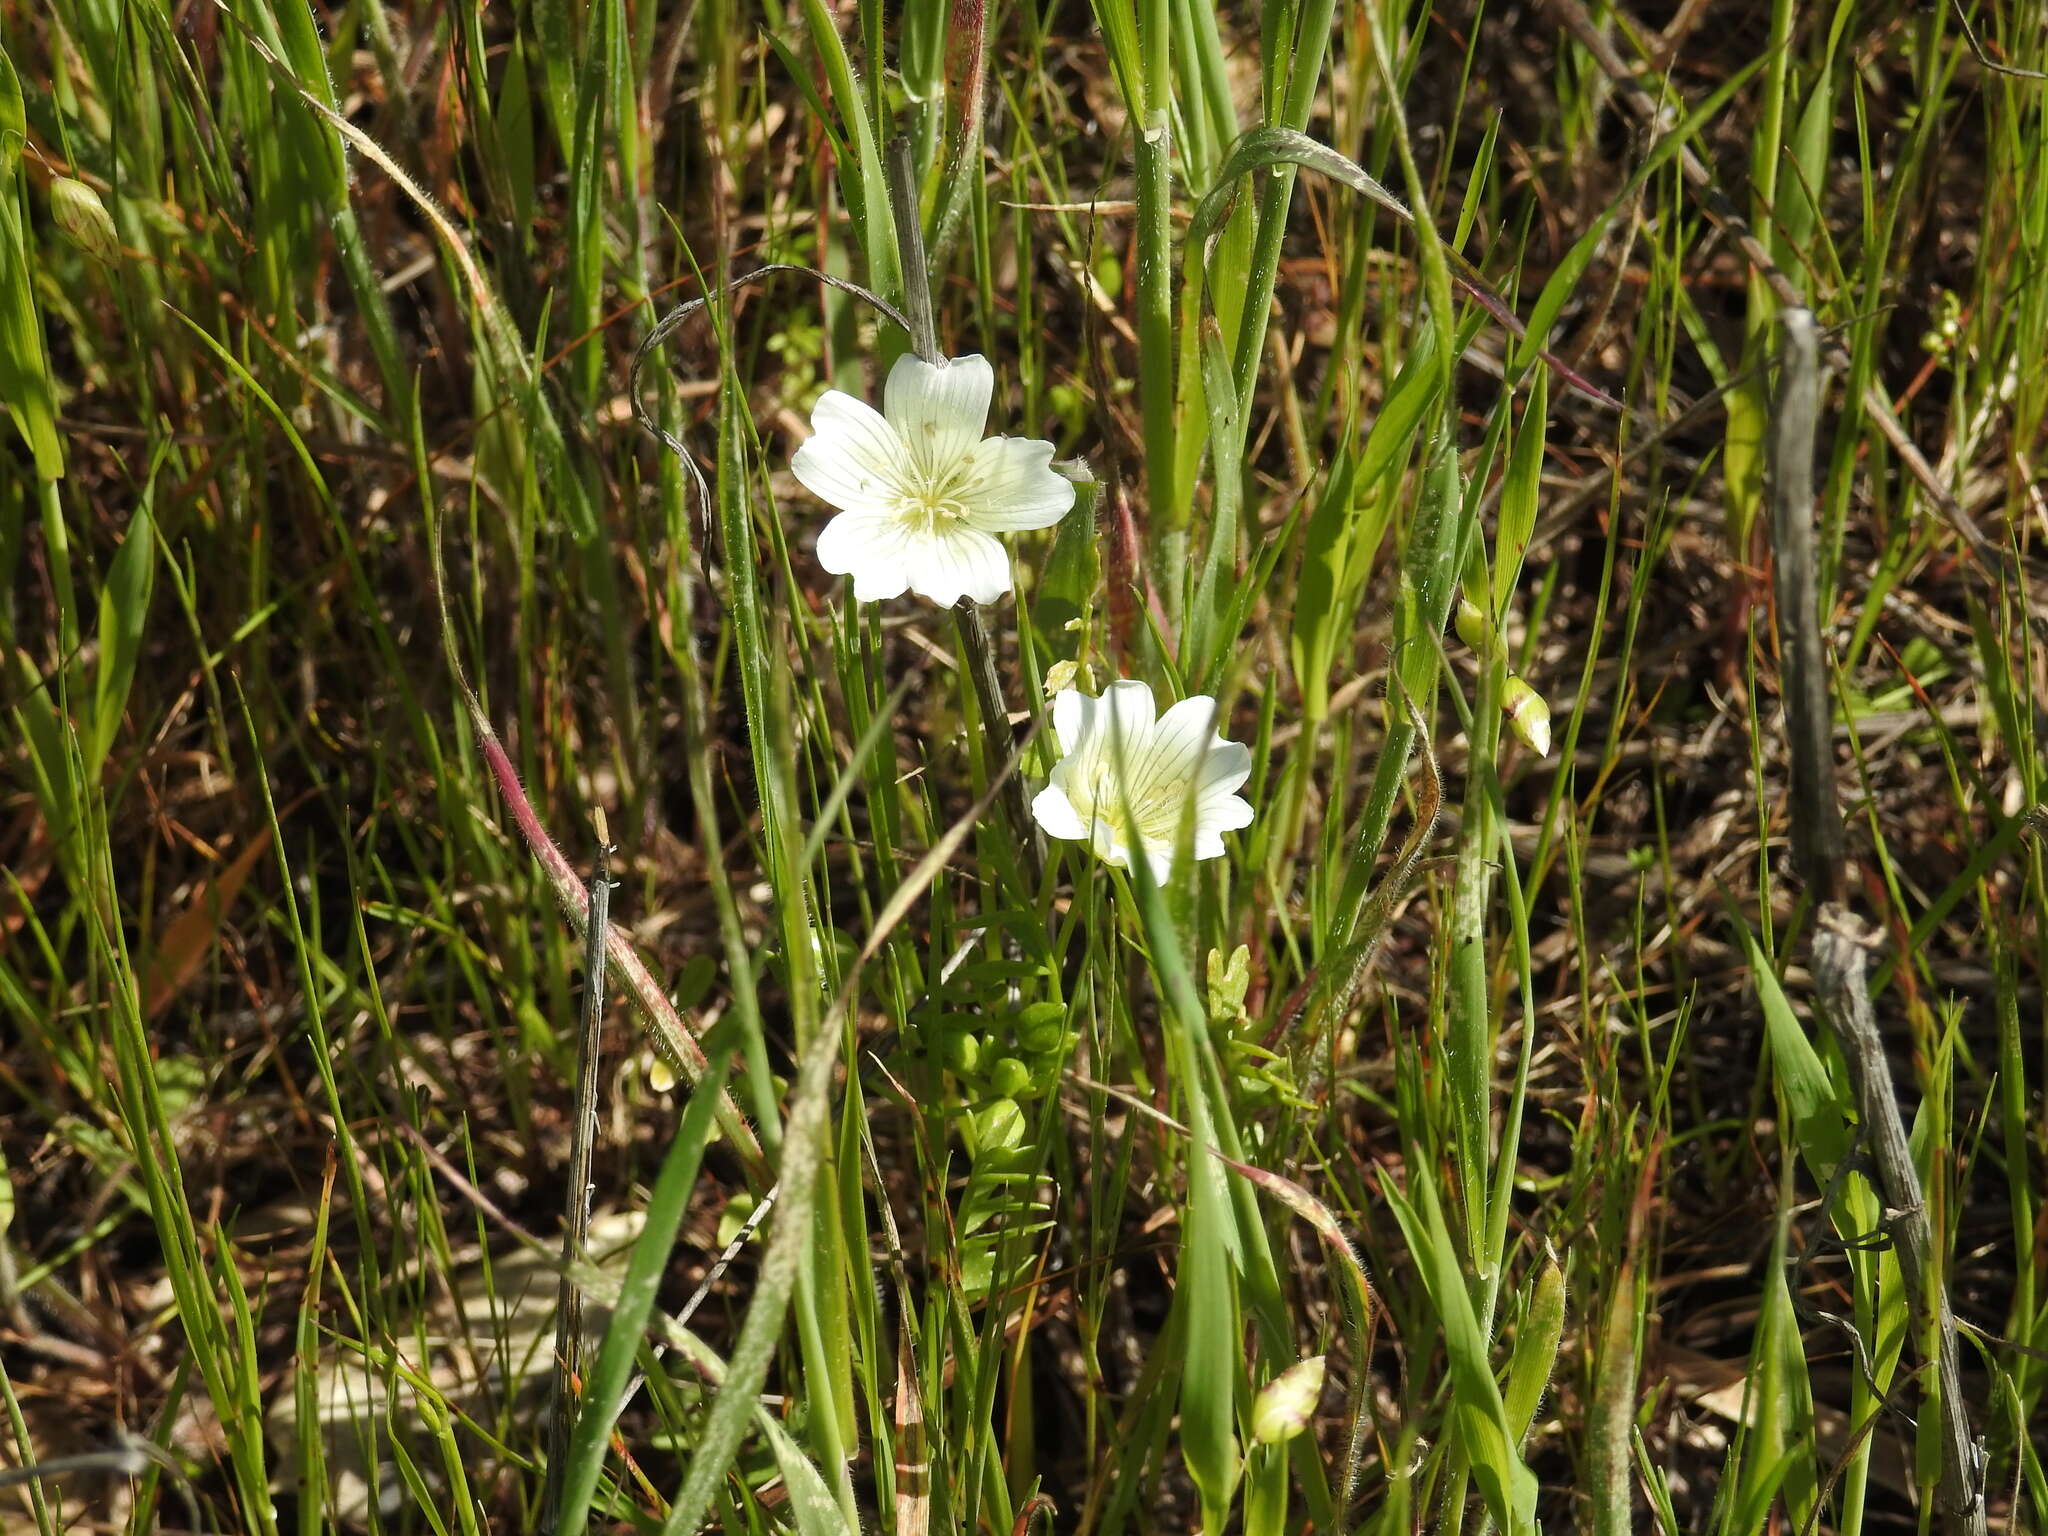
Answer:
[{"xmin": 553, "ymin": 1041, "xmax": 735, "ymax": 1532}]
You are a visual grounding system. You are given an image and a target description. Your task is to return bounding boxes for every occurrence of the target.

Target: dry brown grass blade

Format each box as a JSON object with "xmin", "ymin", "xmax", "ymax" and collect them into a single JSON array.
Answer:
[
  {"xmin": 892, "ymin": 1306, "xmax": 930, "ymax": 1536},
  {"xmin": 141, "ymin": 827, "xmax": 273, "ymax": 1019}
]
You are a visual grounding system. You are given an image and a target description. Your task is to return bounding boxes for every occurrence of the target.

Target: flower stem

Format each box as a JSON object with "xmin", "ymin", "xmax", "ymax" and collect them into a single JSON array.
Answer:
[
  {"xmin": 956, "ymin": 598, "xmax": 1044, "ymax": 887},
  {"xmin": 543, "ymin": 835, "xmax": 610, "ymax": 1535},
  {"xmin": 885, "ymin": 137, "xmax": 941, "ymax": 365}
]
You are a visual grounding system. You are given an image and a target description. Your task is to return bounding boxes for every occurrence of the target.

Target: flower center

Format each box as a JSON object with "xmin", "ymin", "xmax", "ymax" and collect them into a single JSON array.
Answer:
[
  {"xmin": 897, "ymin": 461, "xmax": 974, "ymax": 531},
  {"xmin": 909, "ymin": 487, "xmax": 970, "ymax": 529}
]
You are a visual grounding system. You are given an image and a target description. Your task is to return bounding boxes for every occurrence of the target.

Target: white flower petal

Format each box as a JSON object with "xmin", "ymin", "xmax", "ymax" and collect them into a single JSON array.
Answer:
[
  {"xmin": 1097, "ymin": 679, "xmax": 1158, "ymax": 745},
  {"xmin": 1191, "ymin": 829, "xmax": 1228, "ymax": 861},
  {"xmin": 1062, "ymin": 680, "xmax": 1160, "ymax": 825},
  {"xmin": 792, "ymin": 391, "xmax": 909, "ymax": 512},
  {"xmin": 1142, "ymin": 699, "xmax": 1253, "ymax": 815},
  {"xmin": 1156, "ymin": 694, "xmax": 1227, "ymax": 743},
  {"xmin": 1043, "ymin": 753, "xmax": 1088, "ymax": 809},
  {"xmin": 1196, "ymin": 739, "xmax": 1254, "ymax": 797},
  {"xmin": 815, "ymin": 511, "xmax": 915, "ymax": 600},
  {"xmin": 959, "ymin": 436, "xmax": 1075, "ymax": 531},
  {"xmin": 851, "ymin": 564, "xmax": 913, "ymax": 602},
  {"xmin": 1090, "ymin": 818, "xmax": 1131, "ymax": 869},
  {"xmin": 1143, "ymin": 697, "xmax": 1227, "ymax": 784},
  {"xmin": 813, "ymin": 510, "xmax": 884, "ymax": 574},
  {"xmin": 1051, "ymin": 688, "xmax": 1086, "ymax": 753},
  {"xmin": 1102, "ymin": 736, "xmax": 1185, "ymax": 821},
  {"xmin": 884, "ymin": 353, "xmax": 993, "ymax": 477},
  {"xmin": 905, "ymin": 523, "xmax": 1011, "ymax": 608},
  {"xmin": 1030, "ymin": 784, "xmax": 1088, "ymax": 841},
  {"xmin": 1201, "ymin": 791, "xmax": 1255, "ymax": 833},
  {"xmin": 1105, "ymin": 697, "xmax": 1215, "ymax": 816}
]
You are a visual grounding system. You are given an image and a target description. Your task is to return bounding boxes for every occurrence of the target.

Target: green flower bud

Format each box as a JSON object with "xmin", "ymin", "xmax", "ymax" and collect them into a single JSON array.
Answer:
[
  {"xmin": 1502, "ymin": 674, "xmax": 1552, "ymax": 758},
  {"xmin": 413, "ymin": 1391, "xmax": 447, "ymax": 1435},
  {"xmin": 1454, "ymin": 595, "xmax": 1490, "ymax": 653},
  {"xmin": 1251, "ymin": 1355, "xmax": 1326, "ymax": 1444},
  {"xmin": 51, "ymin": 177, "xmax": 120, "ymax": 264}
]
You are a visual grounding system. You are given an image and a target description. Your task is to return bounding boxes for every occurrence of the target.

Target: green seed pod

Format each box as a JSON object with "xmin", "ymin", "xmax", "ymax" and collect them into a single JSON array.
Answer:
[
  {"xmin": 51, "ymin": 177, "xmax": 120, "ymax": 264},
  {"xmin": 988, "ymin": 1056, "xmax": 1032, "ymax": 1099},
  {"xmin": 1014, "ymin": 1000, "xmax": 1067, "ymax": 1054},
  {"xmin": 942, "ymin": 1029, "xmax": 983, "ymax": 1077},
  {"xmin": 1251, "ymin": 1354, "xmax": 1326, "ymax": 1444},
  {"xmin": 1018, "ymin": 1021, "xmax": 1068, "ymax": 1058}
]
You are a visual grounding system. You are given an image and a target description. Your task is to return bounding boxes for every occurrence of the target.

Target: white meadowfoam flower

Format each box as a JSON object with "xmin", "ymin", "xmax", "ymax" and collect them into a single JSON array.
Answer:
[
  {"xmin": 790, "ymin": 352, "xmax": 1075, "ymax": 607},
  {"xmin": 1030, "ymin": 680, "xmax": 1255, "ymax": 880}
]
